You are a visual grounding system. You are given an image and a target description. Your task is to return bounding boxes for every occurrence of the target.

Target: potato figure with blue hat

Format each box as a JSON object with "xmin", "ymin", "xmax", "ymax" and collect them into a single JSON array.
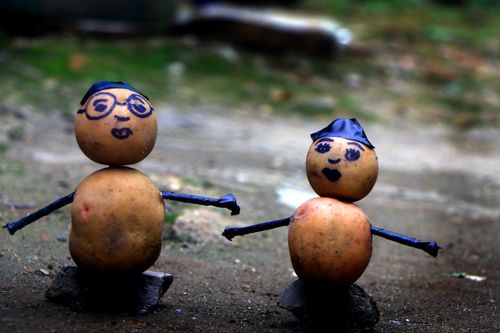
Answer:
[
  {"xmin": 223, "ymin": 118, "xmax": 440, "ymax": 326},
  {"xmin": 290, "ymin": 118, "xmax": 380, "ymax": 285},
  {"xmin": 306, "ymin": 118, "xmax": 378, "ymax": 202},
  {"xmin": 4, "ymin": 81, "xmax": 240, "ymax": 276}
]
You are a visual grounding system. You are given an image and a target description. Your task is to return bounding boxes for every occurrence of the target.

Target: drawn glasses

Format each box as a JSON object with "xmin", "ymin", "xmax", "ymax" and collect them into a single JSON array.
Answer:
[{"xmin": 77, "ymin": 92, "xmax": 154, "ymax": 120}]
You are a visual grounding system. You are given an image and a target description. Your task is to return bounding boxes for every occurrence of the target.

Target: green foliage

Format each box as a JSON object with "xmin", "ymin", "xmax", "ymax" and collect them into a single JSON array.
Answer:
[
  {"xmin": 0, "ymin": 162, "xmax": 25, "ymax": 176},
  {"xmin": 0, "ymin": 143, "xmax": 8, "ymax": 155},
  {"xmin": 0, "ymin": 0, "xmax": 498, "ymax": 126},
  {"xmin": 164, "ymin": 210, "xmax": 180, "ymax": 226},
  {"xmin": 7, "ymin": 126, "xmax": 25, "ymax": 141}
]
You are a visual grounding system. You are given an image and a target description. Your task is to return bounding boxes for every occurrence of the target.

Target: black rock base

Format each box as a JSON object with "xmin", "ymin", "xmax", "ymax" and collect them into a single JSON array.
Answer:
[
  {"xmin": 45, "ymin": 265, "xmax": 174, "ymax": 315},
  {"xmin": 278, "ymin": 279, "xmax": 380, "ymax": 333}
]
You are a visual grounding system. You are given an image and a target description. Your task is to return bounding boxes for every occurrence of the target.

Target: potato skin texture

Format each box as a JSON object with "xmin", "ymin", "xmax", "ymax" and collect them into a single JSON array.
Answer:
[
  {"xmin": 75, "ymin": 88, "xmax": 157, "ymax": 165},
  {"xmin": 70, "ymin": 167, "xmax": 165, "ymax": 273},
  {"xmin": 306, "ymin": 137, "xmax": 378, "ymax": 202},
  {"xmin": 288, "ymin": 197, "xmax": 372, "ymax": 286}
]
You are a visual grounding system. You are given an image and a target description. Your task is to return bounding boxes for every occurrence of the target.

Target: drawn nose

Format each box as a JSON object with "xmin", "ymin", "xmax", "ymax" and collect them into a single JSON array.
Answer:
[
  {"xmin": 328, "ymin": 158, "xmax": 341, "ymax": 164},
  {"xmin": 114, "ymin": 115, "xmax": 130, "ymax": 122}
]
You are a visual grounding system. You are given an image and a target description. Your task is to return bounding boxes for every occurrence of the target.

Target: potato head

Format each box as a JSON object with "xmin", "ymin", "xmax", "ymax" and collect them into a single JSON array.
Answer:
[
  {"xmin": 306, "ymin": 123, "xmax": 378, "ymax": 202},
  {"xmin": 75, "ymin": 83, "xmax": 158, "ymax": 165}
]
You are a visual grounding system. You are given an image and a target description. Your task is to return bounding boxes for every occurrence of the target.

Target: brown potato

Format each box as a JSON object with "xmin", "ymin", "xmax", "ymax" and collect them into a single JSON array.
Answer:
[
  {"xmin": 306, "ymin": 136, "xmax": 378, "ymax": 202},
  {"xmin": 70, "ymin": 167, "xmax": 165, "ymax": 273},
  {"xmin": 75, "ymin": 88, "xmax": 157, "ymax": 165},
  {"xmin": 288, "ymin": 197, "xmax": 372, "ymax": 286}
]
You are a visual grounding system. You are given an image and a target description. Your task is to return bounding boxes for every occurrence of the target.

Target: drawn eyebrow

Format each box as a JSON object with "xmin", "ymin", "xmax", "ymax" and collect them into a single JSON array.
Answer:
[
  {"xmin": 315, "ymin": 138, "xmax": 334, "ymax": 144},
  {"xmin": 347, "ymin": 142, "xmax": 365, "ymax": 151}
]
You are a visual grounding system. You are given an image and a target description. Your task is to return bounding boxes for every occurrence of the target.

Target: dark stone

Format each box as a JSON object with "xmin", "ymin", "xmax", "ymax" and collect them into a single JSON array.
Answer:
[
  {"xmin": 45, "ymin": 265, "xmax": 174, "ymax": 315},
  {"xmin": 278, "ymin": 279, "xmax": 379, "ymax": 333}
]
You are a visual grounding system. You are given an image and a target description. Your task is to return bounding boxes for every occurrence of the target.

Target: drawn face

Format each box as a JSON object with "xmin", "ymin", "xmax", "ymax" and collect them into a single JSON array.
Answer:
[
  {"xmin": 306, "ymin": 136, "xmax": 378, "ymax": 202},
  {"xmin": 75, "ymin": 88, "xmax": 158, "ymax": 165}
]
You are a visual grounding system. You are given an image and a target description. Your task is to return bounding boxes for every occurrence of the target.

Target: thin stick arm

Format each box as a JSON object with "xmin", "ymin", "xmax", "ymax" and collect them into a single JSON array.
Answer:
[
  {"xmin": 221, "ymin": 217, "xmax": 441, "ymax": 257},
  {"xmin": 222, "ymin": 217, "xmax": 291, "ymax": 240},
  {"xmin": 370, "ymin": 225, "xmax": 441, "ymax": 257},
  {"xmin": 3, "ymin": 192, "xmax": 75, "ymax": 235},
  {"xmin": 161, "ymin": 191, "xmax": 240, "ymax": 215}
]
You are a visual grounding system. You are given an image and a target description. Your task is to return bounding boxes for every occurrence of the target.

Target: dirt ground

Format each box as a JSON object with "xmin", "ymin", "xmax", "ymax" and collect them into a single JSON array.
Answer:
[{"xmin": 0, "ymin": 104, "xmax": 499, "ymax": 332}]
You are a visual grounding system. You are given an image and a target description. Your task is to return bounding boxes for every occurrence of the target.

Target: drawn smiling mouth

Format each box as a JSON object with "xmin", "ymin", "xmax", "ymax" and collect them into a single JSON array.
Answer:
[
  {"xmin": 322, "ymin": 167, "xmax": 342, "ymax": 182},
  {"xmin": 111, "ymin": 127, "xmax": 133, "ymax": 139}
]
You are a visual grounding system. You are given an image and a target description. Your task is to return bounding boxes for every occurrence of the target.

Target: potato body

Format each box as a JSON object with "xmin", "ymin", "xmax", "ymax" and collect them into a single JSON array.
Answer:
[
  {"xmin": 75, "ymin": 88, "xmax": 157, "ymax": 165},
  {"xmin": 288, "ymin": 197, "xmax": 372, "ymax": 286},
  {"xmin": 70, "ymin": 167, "xmax": 165, "ymax": 273},
  {"xmin": 306, "ymin": 137, "xmax": 378, "ymax": 202}
]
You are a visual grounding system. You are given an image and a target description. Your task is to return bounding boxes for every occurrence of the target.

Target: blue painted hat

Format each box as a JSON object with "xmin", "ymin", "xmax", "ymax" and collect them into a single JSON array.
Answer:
[
  {"xmin": 310, "ymin": 118, "xmax": 375, "ymax": 149},
  {"xmin": 80, "ymin": 81, "xmax": 148, "ymax": 105}
]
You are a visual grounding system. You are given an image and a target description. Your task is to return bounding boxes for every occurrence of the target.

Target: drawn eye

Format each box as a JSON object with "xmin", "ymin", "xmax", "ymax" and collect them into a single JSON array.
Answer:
[
  {"xmin": 85, "ymin": 92, "xmax": 116, "ymax": 120},
  {"xmin": 315, "ymin": 143, "xmax": 331, "ymax": 154},
  {"xmin": 344, "ymin": 148, "xmax": 360, "ymax": 161},
  {"xmin": 127, "ymin": 94, "xmax": 153, "ymax": 118},
  {"xmin": 94, "ymin": 100, "xmax": 108, "ymax": 112}
]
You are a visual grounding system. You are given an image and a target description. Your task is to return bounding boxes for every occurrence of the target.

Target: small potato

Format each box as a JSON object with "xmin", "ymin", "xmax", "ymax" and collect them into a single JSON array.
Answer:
[
  {"xmin": 288, "ymin": 197, "xmax": 372, "ymax": 286},
  {"xmin": 70, "ymin": 167, "xmax": 165, "ymax": 273},
  {"xmin": 306, "ymin": 136, "xmax": 378, "ymax": 202},
  {"xmin": 75, "ymin": 88, "xmax": 157, "ymax": 165}
]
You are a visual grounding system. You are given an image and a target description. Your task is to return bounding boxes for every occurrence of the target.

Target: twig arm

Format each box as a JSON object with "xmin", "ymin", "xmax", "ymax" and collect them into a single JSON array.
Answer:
[
  {"xmin": 161, "ymin": 191, "xmax": 240, "ymax": 215},
  {"xmin": 222, "ymin": 216, "xmax": 291, "ymax": 240},
  {"xmin": 3, "ymin": 192, "xmax": 75, "ymax": 235},
  {"xmin": 221, "ymin": 214, "xmax": 441, "ymax": 257},
  {"xmin": 370, "ymin": 225, "xmax": 441, "ymax": 257}
]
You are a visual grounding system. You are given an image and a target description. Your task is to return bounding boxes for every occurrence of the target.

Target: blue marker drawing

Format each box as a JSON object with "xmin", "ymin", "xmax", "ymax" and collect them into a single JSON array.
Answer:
[
  {"xmin": 111, "ymin": 128, "xmax": 134, "ymax": 140},
  {"xmin": 344, "ymin": 148, "xmax": 360, "ymax": 161},
  {"xmin": 127, "ymin": 94, "xmax": 154, "ymax": 118},
  {"xmin": 322, "ymin": 167, "xmax": 342, "ymax": 182},
  {"xmin": 315, "ymin": 143, "xmax": 331, "ymax": 154}
]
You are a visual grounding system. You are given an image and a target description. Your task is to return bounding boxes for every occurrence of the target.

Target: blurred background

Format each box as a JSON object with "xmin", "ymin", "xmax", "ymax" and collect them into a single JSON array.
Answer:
[
  {"xmin": 0, "ymin": 1, "xmax": 499, "ymax": 332},
  {"xmin": 0, "ymin": 0, "xmax": 498, "ymax": 127}
]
